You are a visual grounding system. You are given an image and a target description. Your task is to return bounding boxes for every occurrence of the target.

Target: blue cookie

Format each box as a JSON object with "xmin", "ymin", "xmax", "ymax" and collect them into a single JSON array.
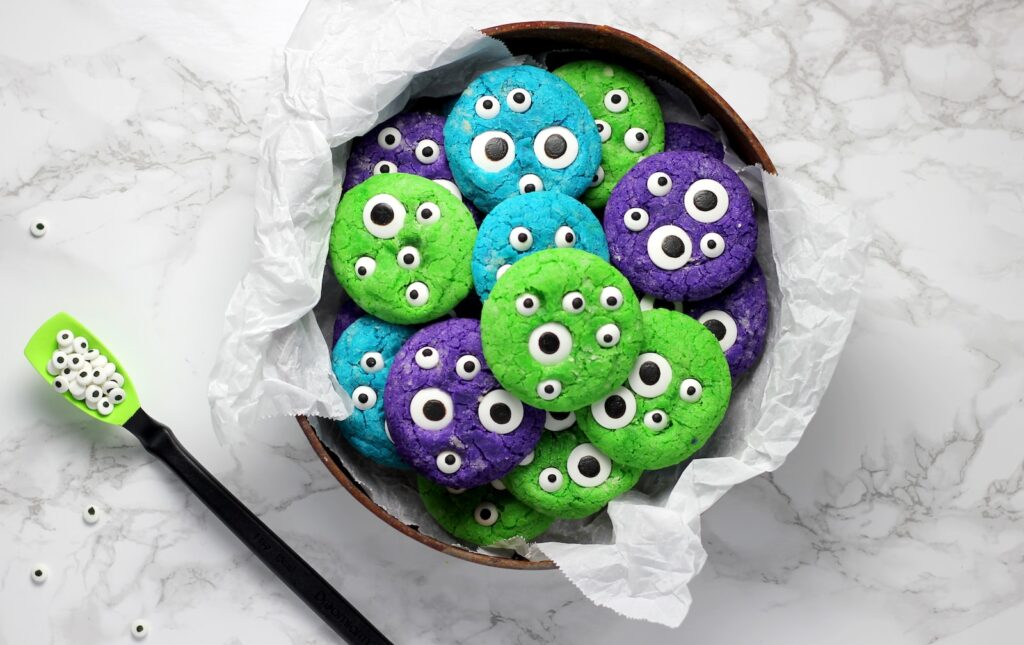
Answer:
[
  {"xmin": 331, "ymin": 316, "xmax": 416, "ymax": 469},
  {"xmin": 471, "ymin": 192, "xmax": 609, "ymax": 301},
  {"xmin": 444, "ymin": 66, "xmax": 602, "ymax": 212}
]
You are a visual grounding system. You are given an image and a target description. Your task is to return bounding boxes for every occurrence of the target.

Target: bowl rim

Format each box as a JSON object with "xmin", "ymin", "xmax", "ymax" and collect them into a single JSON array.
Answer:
[{"xmin": 300, "ymin": 19, "xmax": 776, "ymax": 571}]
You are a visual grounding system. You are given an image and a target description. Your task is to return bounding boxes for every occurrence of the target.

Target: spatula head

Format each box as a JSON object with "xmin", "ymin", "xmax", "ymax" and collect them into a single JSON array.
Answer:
[{"xmin": 24, "ymin": 312, "xmax": 141, "ymax": 426}]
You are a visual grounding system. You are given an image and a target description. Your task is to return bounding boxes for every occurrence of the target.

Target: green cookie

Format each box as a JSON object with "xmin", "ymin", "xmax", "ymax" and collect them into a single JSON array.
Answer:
[
  {"xmin": 417, "ymin": 477, "xmax": 554, "ymax": 546},
  {"xmin": 480, "ymin": 248, "xmax": 643, "ymax": 412},
  {"xmin": 577, "ymin": 309, "xmax": 732, "ymax": 470},
  {"xmin": 330, "ymin": 173, "xmax": 476, "ymax": 324},
  {"xmin": 503, "ymin": 427, "xmax": 641, "ymax": 519},
  {"xmin": 554, "ymin": 61, "xmax": 665, "ymax": 208}
]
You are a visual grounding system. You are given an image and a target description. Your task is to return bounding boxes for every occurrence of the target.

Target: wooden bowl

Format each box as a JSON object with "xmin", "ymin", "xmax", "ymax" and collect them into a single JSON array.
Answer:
[{"xmin": 299, "ymin": 20, "xmax": 775, "ymax": 571}]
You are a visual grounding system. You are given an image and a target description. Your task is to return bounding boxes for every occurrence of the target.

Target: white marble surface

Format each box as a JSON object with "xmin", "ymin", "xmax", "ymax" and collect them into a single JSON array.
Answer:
[{"xmin": 1, "ymin": 0, "xmax": 1022, "ymax": 643}]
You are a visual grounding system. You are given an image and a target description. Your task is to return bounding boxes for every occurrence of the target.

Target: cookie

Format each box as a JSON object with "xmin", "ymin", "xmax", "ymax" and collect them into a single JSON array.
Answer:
[
  {"xmin": 444, "ymin": 65, "xmax": 602, "ymax": 212},
  {"xmin": 685, "ymin": 260, "xmax": 768, "ymax": 378},
  {"xmin": 480, "ymin": 248, "xmax": 643, "ymax": 412},
  {"xmin": 342, "ymin": 112, "xmax": 457, "ymax": 194},
  {"xmin": 384, "ymin": 318, "xmax": 544, "ymax": 488},
  {"xmin": 604, "ymin": 151, "xmax": 756, "ymax": 301},
  {"xmin": 418, "ymin": 477, "xmax": 553, "ymax": 546},
  {"xmin": 330, "ymin": 316, "xmax": 415, "ymax": 469},
  {"xmin": 332, "ymin": 299, "xmax": 365, "ymax": 346},
  {"xmin": 502, "ymin": 426, "xmax": 641, "ymax": 519},
  {"xmin": 664, "ymin": 123, "xmax": 724, "ymax": 160},
  {"xmin": 553, "ymin": 61, "xmax": 665, "ymax": 209},
  {"xmin": 577, "ymin": 309, "xmax": 731, "ymax": 470},
  {"xmin": 329, "ymin": 173, "xmax": 476, "ymax": 325},
  {"xmin": 471, "ymin": 192, "xmax": 609, "ymax": 301}
]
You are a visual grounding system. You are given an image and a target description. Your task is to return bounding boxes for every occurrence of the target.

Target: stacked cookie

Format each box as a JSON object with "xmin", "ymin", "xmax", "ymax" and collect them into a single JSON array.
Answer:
[{"xmin": 326, "ymin": 61, "xmax": 769, "ymax": 548}]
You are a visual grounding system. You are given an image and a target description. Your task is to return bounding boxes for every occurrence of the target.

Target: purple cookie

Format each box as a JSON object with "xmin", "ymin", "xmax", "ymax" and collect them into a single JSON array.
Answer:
[
  {"xmin": 664, "ymin": 123, "xmax": 724, "ymax": 160},
  {"xmin": 685, "ymin": 260, "xmax": 769, "ymax": 378},
  {"xmin": 332, "ymin": 299, "xmax": 366, "ymax": 346},
  {"xmin": 604, "ymin": 151, "xmax": 757, "ymax": 301},
  {"xmin": 384, "ymin": 318, "xmax": 545, "ymax": 488}
]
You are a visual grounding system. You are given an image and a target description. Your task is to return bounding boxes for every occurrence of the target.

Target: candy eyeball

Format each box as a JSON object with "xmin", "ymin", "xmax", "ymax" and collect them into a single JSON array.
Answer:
[
  {"xmin": 561, "ymin": 292, "xmax": 585, "ymax": 314},
  {"xmin": 354, "ymin": 257, "xmax": 376, "ymax": 280},
  {"xmin": 108, "ymin": 387, "xmax": 127, "ymax": 404},
  {"xmin": 536, "ymin": 379, "xmax": 562, "ymax": 401},
  {"xmin": 643, "ymin": 410, "xmax": 669, "ymax": 431},
  {"xmin": 646, "ymin": 225, "xmax": 692, "ymax": 270},
  {"xmin": 97, "ymin": 397, "xmax": 114, "ymax": 416},
  {"xmin": 679, "ymin": 378, "xmax": 703, "ymax": 403},
  {"xmin": 46, "ymin": 360, "xmax": 61, "ymax": 376},
  {"xmin": 624, "ymin": 207, "xmax": 649, "ymax": 232},
  {"xmin": 84, "ymin": 385, "xmax": 103, "ymax": 409},
  {"xmin": 397, "ymin": 246, "xmax": 421, "ymax": 270},
  {"xmin": 506, "ymin": 88, "xmax": 532, "ymax": 112},
  {"xmin": 566, "ymin": 444, "xmax": 612, "ymax": 487},
  {"xmin": 589, "ymin": 165, "xmax": 605, "ymax": 188},
  {"xmin": 53, "ymin": 377, "xmax": 69, "ymax": 394},
  {"xmin": 475, "ymin": 95, "xmax": 500, "ymax": 119},
  {"xmin": 351, "ymin": 385, "xmax": 378, "ymax": 411},
  {"xmin": 455, "ymin": 355, "xmax": 480, "ymax": 380},
  {"xmin": 91, "ymin": 355, "xmax": 108, "ymax": 369},
  {"xmin": 629, "ymin": 353, "xmax": 673, "ymax": 398},
  {"xmin": 496, "ymin": 264, "xmax": 512, "ymax": 280},
  {"xmin": 30, "ymin": 218, "xmax": 48, "ymax": 237},
  {"xmin": 646, "ymin": 172, "xmax": 672, "ymax": 197},
  {"xmin": 414, "ymin": 139, "xmax": 440, "ymax": 164},
  {"xmin": 76, "ymin": 369, "xmax": 92, "ymax": 386},
  {"xmin": 72, "ymin": 336, "xmax": 89, "ymax": 354},
  {"xmin": 600, "ymin": 286, "xmax": 623, "ymax": 311},
  {"xmin": 595, "ymin": 119, "xmax": 611, "ymax": 143},
  {"xmin": 700, "ymin": 233, "xmax": 726, "ymax": 258},
  {"xmin": 414, "ymin": 346, "xmax": 440, "ymax": 369},
  {"xmin": 373, "ymin": 160, "xmax": 398, "ymax": 175},
  {"xmin": 490, "ymin": 479, "xmax": 507, "ymax": 490},
  {"xmin": 359, "ymin": 352, "xmax": 384, "ymax": 373},
  {"xmin": 362, "ymin": 193, "xmax": 406, "ymax": 239},
  {"xmin": 509, "ymin": 226, "xmax": 533, "ymax": 251},
  {"xmin": 436, "ymin": 450, "xmax": 462, "ymax": 474},
  {"xmin": 520, "ymin": 450, "xmax": 535, "ymax": 466},
  {"xmin": 377, "ymin": 126, "xmax": 402, "ymax": 150},
  {"xmin": 590, "ymin": 386, "xmax": 637, "ymax": 430},
  {"xmin": 83, "ymin": 504, "xmax": 101, "ymax": 524},
  {"xmin": 416, "ymin": 202, "xmax": 439, "ymax": 224},
  {"xmin": 82, "ymin": 349, "xmax": 100, "ymax": 362},
  {"xmin": 534, "ymin": 126, "xmax": 579, "ymax": 170},
  {"xmin": 411, "ymin": 388, "xmax": 454, "ymax": 430},
  {"xmin": 624, "ymin": 127, "xmax": 650, "ymax": 153},
  {"xmin": 405, "ymin": 282, "xmax": 430, "ymax": 307},
  {"xmin": 554, "ymin": 226, "xmax": 576, "ymax": 248},
  {"xmin": 31, "ymin": 564, "xmax": 49, "ymax": 584},
  {"xmin": 67, "ymin": 354, "xmax": 83, "ymax": 369},
  {"xmin": 108, "ymin": 372, "xmax": 125, "ymax": 387},
  {"xmin": 68, "ymin": 380, "xmax": 86, "ymax": 400},
  {"xmin": 538, "ymin": 467, "xmax": 564, "ymax": 493},
  {"xmin": 56, "ymin": 330, "xmax": 74, "ymax": 348},
  {"xmin": 684, "ymin": 178, "xmax": 729, "ymax": 223},
  {"xmin": 528, "ymin": 323, "xmax": 572, "ymax": 365},
  {"xmin": 130, "ymin": 620, "xmax": 150, "ymax": 640},
  {"xmin": 518, "ymin": 174, "xmax": 544, "ymax": 194},
  {"xmin": 697, "ymin": 310, "xmax": 739, "ymax": 351},
  {"xmin": 515, "ymin": 294, "xmax": 540, "ymax": 316},
  {"xmin": 477, "ymin": 389, "xmax": 524, "ymax": 434},
  {"xmin": 474, "ymin": 502, "xmax": 500, "ymax": 526},
  {"xmin": 433, "ymin": 179, "xmax": 462, "ymax": 200},
  {"xmin": 604, "ymin": 89, "xmax": 629, "ymax": 113},
  {"xmin": 471, "ymin": 131, "xmax": 515, "ymax": 171},
  {"xmin": 595, "ymin": 323, "xmax": 621, "ymax": 348}
]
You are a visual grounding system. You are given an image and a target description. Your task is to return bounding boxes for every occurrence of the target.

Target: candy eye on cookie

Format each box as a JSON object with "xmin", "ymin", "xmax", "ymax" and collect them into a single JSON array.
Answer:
[
  {"xmin": 538, "ymin": 467, "xmax": 565, "ymax": 493},
  {"xmin": 684, "ymin": 179, "xmax": 729, "ymax": 223},
  {"xmin": 590, "ymin": 386, "xmax": 637, "ymax": 430},
  {"xmin": 377, "ymin": 126, "xmax": 402, "ymax": 150},
  {"xmin": 697, "ymin": 310, "xmax": 739, "ymax": 351},
  {"xmin": 373, "ymin": 160, "xmax": 398, "ymax": 175},
  {"xmin": 475, "ymin": 95, "xmax": 500, "ymax": 118},
  {"xmin": 478, "ymin": 389, "xmax": 524, "ymax": 434},
  {"xmin": 506, "ymin": 88, "xmax": 532, "ymax": 112},
  {"xmin": 410, "ymin": 388, "xmax": 454, "ymax": 430},
  {"xmin": 359, "ymin": 351, "xmax": 384, "ymax": 373},
  {"xmin": 566, "ymin": 444, "xmax": 612, "ymax": 487},
  {"xmin": 533, "ymin": 127, "xmax": 579, "ymax": 170},
  {"xmin": 351, "ymin": 385, "xmax": 378, "ymax": 411},
  {"xmin": 509, "ymin": 226, "xmax": 533, "ymax": 251},
  {"xmin": 529, "ymin": 322, "xmax": 573, "ymax": 365},
  {"xmin": 474, "ymin": 502, "xmax": 500, "ymax": 526},
  {"xmin": 362, "ymin": 193, "xmax": 406, "ymax": 239},
  {"xmin": 518, "ymin": 174, "xmax": 544, "ymax": 194},
  {"xmin": 628, "ymin": 353, "xmax": 673, "ymax": 398},
  {"xmin": 415, "ymin": 139, "xmax": 440, "ymax": 164},
  {"xmin": 554, "ymin": 226, "xmax": 576, "ymax": 248},
  {"xmin": 604, "ymin": 89, "xmax": 629, "ymax": 112},
  {"xmin": 595, "ymin": 119, "xmax": 611, "ymax": 142},
  {"xmin": 471, "ymin": 131, "xmax": 516, "ymax": 171},
  {"xmin": 624, "ymin": 127, "xmax": 650, "ymax": 153}
]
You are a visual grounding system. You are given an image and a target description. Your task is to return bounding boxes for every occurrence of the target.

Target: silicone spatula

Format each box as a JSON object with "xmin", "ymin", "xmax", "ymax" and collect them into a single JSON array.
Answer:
[{"xmin": 25, "ymin": 312, "xmax": 391, "ymax": 645}]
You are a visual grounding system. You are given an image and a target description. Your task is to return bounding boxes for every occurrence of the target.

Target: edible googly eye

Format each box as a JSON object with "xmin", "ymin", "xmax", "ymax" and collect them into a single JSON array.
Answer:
[
  {"xmin": 359, "ymin": 352, "xmax": 384, "ymax": 373},
  {"xmin": 90, "ymin": 368, "xmax": 106, "ymax": 385},
  {"xmin": 108, "ymin": 387, "xmax": 126, "ymax": 404},
  {"xmin": 533, "ymin": 126, "xmax": 579, "ymax": 170},
  {"xmin": 414, "ymin": 346, "xmax": 439, "ymax": 369},
  {"xmin": 647, "ymin": 225, "xmax": 692, "ymax": 270},
  {"xmin": 83, "ymin": 504, "xmax": 101, "ymax": 524},
  {"xmin": 644, "ymin": 410, "xmax": 669, "ymax": 431},
  {"xmin": 354, "ymin": 256, "xmax": 376, "ymax": 279},
  {"xmin": 474, "ymin": 502, "xmax": 500, "ymax": 526},
  {"xmin": 685, "ymin": 179, "xmax": 730, "ymax": 223},
  {"xmin": 491, "ymin": 479, "xmax": 506, "ymax": 490},
  {"xmin": 30, "ymin": 218, "xmax": 48, "ymax": 237},
  {"xmin": 623, "ymin": 207, "xmax": 649, "ymax": 232},
  {"xmin": 433, "ymin": 179, "xmax": 462, "ymax": 200},
  {"xmin": 509, "ymin": 226, "xmax": 533, "ymax": 251},
  {"xmin": 561, "ymin": 292, "xmax": 585, "ymax": 314},
  {"xmin": 537, "ymin": 379, "xmax": 562, "ymax": 401},
  {"xmin": 91, "ymin": 355, "xmax": 108, "ymax": 369},
  {"xmin": 554, "ymin": 226, "xmax": 576, "ymax": 248},
  {"xmin": 624, "ymin": 127, "xmax": 650, "ymax": 153},
  {"xmin": 68, "ymin": 380, "xmax": 86, "ymax": 400},
  {"xmin": 629, "ymin": 353, "xmax": 673, "ymax": 398},
  {"xmin": 414, "ymin": 139, "xmax": 440, "ymax": 164},
  {"xmin": 73, "ymin": 336, "xmax": 89, "ymax": 354},
  {"xmin": 679, "ymin": 378, "xmax": 703, "ymax": 403},
  {"xmin": 538, "ymin": 467, "xmax": 564, "ymax": 493},
  {"xmin": 405, "ymin": 282, "xmax": 429, "ymax": 307},
  {"xmin": 96, "ymin": 397, "xmax": 114, "ymax": 416},
  {"xmin": 445, "ymin": 486, "xmax": 465, "ymax": 494},
  {"xmin": 46, "ymin": 358, "xmax": 62, "ymax": 377},
  {"xmin": 411, "ymin": 388, "xmax": 454, "ymax": 431},
  {"xmin": 470, "ymin": 131, "xmax": 515, "ymax": 172},
  {"xmin": 56, "ymin": 330, "xmax": 73, "ymax": 348},
  {"xmin": 567, "ymin": 444, "xmax": 612, "ymax": 488},
  {"xmin": 604, "ymin": 89, "xmax": 629, "ymax": 113},
  {"xmin": 82, "ymin": 349, "xmax": 100, "ymax": 362},
  {"xmin": 362, "ymin": 193, "xmax": 406, "ymax": 239},
  {"xmin": 595, "ymin": 323, "xmax": 620, "ymax": 348},
  {"xmin": 590, "ymin": 386, "xmax": 636, "ymax": 430},
  {"xmin": 372, "ymin": 160, "xmax": 397, "ymax": 175},
  {"xmin": 506, "ymin": 88, "xmax": 532, "ymax": 112},
  {"xmin": 31, "ymin": 564, "xmax": 49, "ymax": 584},
  {"xmin": 698, "ymin": 310, "xmax": 739, "ymax": 351},
  {"xmin": 515, "ymin": 294, "xmax": 540, "ymax": 316},
  {"xmin": 646, "ymin": 172, "xmax": 672, "ymax": 197},
  {"xmin": 639, "ymin": 294, "xmax": 684, "ymax": 313},
  {"xmin": 85, "ymin": 384, "xmax": 103, "ymax": 405},
  {"xmin": 589, "ymin": 165, "xmax": 605, "ymax": 188},
  {"xmin": 599, "ymin": 286, "xmax": 623, "ymax": 311},
  {"xmin": 528, "ymin": 322, "xmax": 572, "ymax": 365},
  {"xmin": 475, "ymin": 95, "xmax": 500, "ymax": 119},
  {"xmin": 455, "ymin": 355, "xmax": 480, "ymax": 380},
  {"xmin": 496, "ymin": 264, "xmax": 512, "ymax": 280},
  {"xmin": 53, "ymin": 377, "xmax": 69, "ymax": 394},
  {"xmin": 397, "ymin": 246, "xmax": 421, "ymax": 270},
  {"xmin": 108, "ymin": 372, "xmax": 125, "ymax": 387},
  {"xmin": 131, "ymin": 620, "xmax": 150, "ymax": 640},
  {"xmin": 595, "ymin": 119, "xmax": 611, "ymax": 142},
  {"xmin": 76, "ymin": 369, "xmax": 92, "ymax": 386},
  {"xmin": 544, "ymin": 410, "xmax": 576, "ymax": 431},
  {"xmin": 377, "ymin": 126, "xmax": 402, "ymax": 150},
  {"xmin": 700, "ymin": 233, "xmax": 726, "ymax": 258},
  {"xmin": 520, "ymin": 450, "xmax": 535, "ymax": 466},
  {"xmin": 477, "ymin": 389, "xmax": 524, "ymax": 434},
  {"xmin": 518, "ymin": 174, "xmax": 544, "ymax": 194},
  {"xmin": 436, "ymin": 450, "xmax": 462, "ymax": 474},
  {"xmin": 416, "ymin": 202, "xmax": 440, "ymax": 224},
  {"xmin": 351, "ymin": 385, "xmax": 377, "ymax": 411},
  {"xmin": 67, "ymin": 354, "xmax": 83, "ymax": 369}
]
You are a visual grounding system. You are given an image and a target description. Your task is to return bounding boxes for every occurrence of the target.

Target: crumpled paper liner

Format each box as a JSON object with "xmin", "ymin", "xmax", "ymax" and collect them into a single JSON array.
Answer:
[{"xmin": 209, "ymin": 0, "xmax": 869, "ymax": 628}]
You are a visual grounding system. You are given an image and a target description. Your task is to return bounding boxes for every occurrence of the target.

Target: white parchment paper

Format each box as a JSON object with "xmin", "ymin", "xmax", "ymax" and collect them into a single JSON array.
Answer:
[{"xmin": 209, "ymin": 0, "xmax": 869, "ymax": 628}]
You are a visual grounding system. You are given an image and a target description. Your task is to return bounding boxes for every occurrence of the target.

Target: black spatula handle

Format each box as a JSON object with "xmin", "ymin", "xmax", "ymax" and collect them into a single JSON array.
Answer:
[{"xmin": 124, "ymin": 409, "xmax": 391, "ymax": 645}]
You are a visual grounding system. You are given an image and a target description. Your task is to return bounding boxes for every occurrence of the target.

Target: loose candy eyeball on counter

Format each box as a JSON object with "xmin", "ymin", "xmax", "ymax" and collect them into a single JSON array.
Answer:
[
  {"xmin": 471, "ymin": 192, "xmax": 609, "ymax": 301},
  {"xmin": 553, "ymin": 61, "xmax": 666, "ymax": 209},
  {"xmin": 502, "ymin": 426, "xmax": 641, "ymax": 519},
  {"xmin": 384, "ymin": 318, "xmax": 544, "ymax": 489},
  {"xmin": 444, "ymin": 65, "xmax": 602, "ymax": 212},
  {"xmin": 577, "ymin": 309, "xmax": 731, "ymax": 470},
  {"xmin": 480, "ymin": 248, "xmax": 643, "ymax": 412},
  {"xmin": 329, "ymin": 173, "xmax": 477, "ymax": 325},
  {"xmin": 417, "ymin": 477, "xmax": 553, "ymax": 546},
  {"xmin": 685, "ymin": 260, "xmax": 769, "ymax": 379},
  {"xmin": 330, "ymin": 316, "xmax": 415, "ymax": 470},
  {"xmin": 605, "ymin": 151, "xmax": 757, "ymax": 301},
  {"xmin": 664, "ymin": 123, "xmax": 725, "ymax": 160}
]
